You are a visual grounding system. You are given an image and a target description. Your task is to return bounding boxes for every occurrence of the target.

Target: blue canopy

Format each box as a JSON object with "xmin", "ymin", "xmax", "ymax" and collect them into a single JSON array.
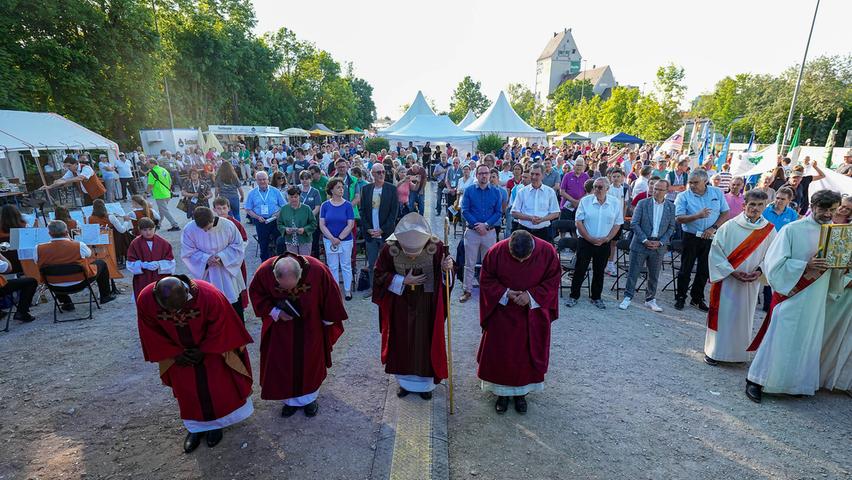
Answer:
[{"xmin": 598, "ymin": 132, "xmax": 644, "ymax": 144}]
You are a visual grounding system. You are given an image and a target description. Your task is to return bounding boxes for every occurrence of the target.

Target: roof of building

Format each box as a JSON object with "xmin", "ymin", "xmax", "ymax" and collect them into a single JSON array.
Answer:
[
  {"xmin": 537, "ymin": 30, "xmax": 569, "ymax": 61},
  {"xmin": 562, "ymin": 65, "xmax": 612, "ymax": 87}
]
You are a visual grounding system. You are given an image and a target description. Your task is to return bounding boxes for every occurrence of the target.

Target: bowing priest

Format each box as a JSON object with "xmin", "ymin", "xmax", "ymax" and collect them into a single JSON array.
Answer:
[
  {"xmin": 476, "ymin": 230, "xmax": 561, "ymax": 414},
  {"xmin": 746, "ymin": 190, "xmax": 845, "ymax": 403},
  {"xmin": 373, "ymin": 213, "xmax": 454, "ymax": 400},
  {"xmin": 249, "ymin": 254, "xmax": 347, "ymax": 418},
  {"xmin": 181, "ymin": 207, "xmax": 247, "ymax": 321},
  {"xmin": 126, "ymin": 217, "xmax": 176, "ymax": 299},
  {"xmin": 136, "ymin": 276, "xmax": 254, "ymax": 453},
  {"xmin": 704, "ymin": 190, "xmax": 776, "ymax": 366}
]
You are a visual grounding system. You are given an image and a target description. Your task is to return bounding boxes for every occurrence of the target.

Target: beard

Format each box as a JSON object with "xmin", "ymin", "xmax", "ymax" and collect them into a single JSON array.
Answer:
[{"xmin": 814, "ymin": 214, "xmax": 834, "ymax": 225}]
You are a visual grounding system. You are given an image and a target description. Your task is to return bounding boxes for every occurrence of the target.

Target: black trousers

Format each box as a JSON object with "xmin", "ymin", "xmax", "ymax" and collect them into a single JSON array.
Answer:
[
  {"xmin": 676, "ymin": 232, "xmax": 712, "ymax": 302},
  {"xmin": 231, "ymin": 301, "xmax": 244, "ymax": 323},
  {"xmin": 0, "ymin": 277, "xmax": 37, "ymax": 314},
  {"xmin": 119, "ymin": 177, "xmax": 137, "ymax": 200},
  {"xmin": 56, "ymin": 259, "xmax": 111, "ymax": 304},
  {"xmin": 512, "ymin": 223, "xmax": 553, "ymax": 243},
  {"xmin": 570, "ymin": 238, "xmax": 609, "ymax": 300}
]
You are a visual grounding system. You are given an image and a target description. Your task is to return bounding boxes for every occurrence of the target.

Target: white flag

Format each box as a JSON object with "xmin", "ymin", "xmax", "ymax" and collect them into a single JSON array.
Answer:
[
  {"xmin": 730, "ymin": 143, "xmax": 778, "ymax": 178},
  {"xmin": 806, "ymin": 165, "xmax": 852, "ymax": 198},
  {"xmin": 658, "ymin": 126, "xmax": 685, "ymax": 154}
]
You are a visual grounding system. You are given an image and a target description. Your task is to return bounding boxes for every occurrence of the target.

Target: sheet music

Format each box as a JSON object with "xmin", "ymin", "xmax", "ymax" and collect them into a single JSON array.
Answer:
[
  {"xmin": 77, "ymin": 224, "xmax": 110, "ymax": 245},
  {"xmin": 11, "ymin": 227, "xmax": 51, "ymax": 260},
  {"xmin": 21, "ymin": 213, "xmax": 36, "ymax": 227}
]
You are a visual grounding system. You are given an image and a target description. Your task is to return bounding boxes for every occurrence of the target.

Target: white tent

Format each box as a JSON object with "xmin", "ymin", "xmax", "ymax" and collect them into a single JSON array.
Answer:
[
  {"xmin": 457, "ymin": 110, "xmax": 478, "ymax": 129},
  {"xmin": 385, "ymin": 115, "xmax": 478, "ymax": 142},
  {"xmin": 0, "ymin": 110, "xmax": 119, "ymax": 182},
  {"xmin": 0, "ymin": 110, "xmax": 118, "ymax": 153},
  {"xmin": 464, "ymin": 91, "xmax": 546, "ymax": 142},
  {"xmin": 379, "ymin": 91, "xmax": 436, "ymax": 135}
]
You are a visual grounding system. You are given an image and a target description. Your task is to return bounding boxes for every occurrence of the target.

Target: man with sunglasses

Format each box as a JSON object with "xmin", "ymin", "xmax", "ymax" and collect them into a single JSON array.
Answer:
[{"xmin": 360, "ymin": 164, "xmax": 399, "ymax": 297}]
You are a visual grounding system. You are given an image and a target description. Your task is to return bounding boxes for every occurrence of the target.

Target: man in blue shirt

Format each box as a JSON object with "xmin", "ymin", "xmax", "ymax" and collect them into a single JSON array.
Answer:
[
  {"xmin": 759, "ymin": 185, "xmax": 799, "ymax": 312},
  {"xmin": 459, "ymin": 164, "xmax": 502, "ymax": 303},
  {"xmin": 244, "ymin": 171, "xmax": 286, "ymax": 260},
  {"xmin": 673, "ymin": 169, "xmax": 730, "ymax": 311}
]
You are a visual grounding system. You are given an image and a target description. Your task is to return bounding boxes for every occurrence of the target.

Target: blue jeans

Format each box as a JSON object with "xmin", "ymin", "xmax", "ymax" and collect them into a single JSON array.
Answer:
[
  {"xmin": 408, "ymin": 189, "xmax": 424, "ymax": 215},
  {"xmin": 226, "ymin": 194, "xmax": 241, "ymax": 222},
  {"xmin": 255, "ymin": 219, "xmax": 280, "ymax": 260}
]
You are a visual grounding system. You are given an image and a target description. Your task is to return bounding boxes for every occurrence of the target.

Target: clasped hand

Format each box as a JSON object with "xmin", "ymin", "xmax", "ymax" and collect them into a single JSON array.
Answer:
[
  {"xmin": 175, "ymin": 347, "xmax": 204, "ymax": 366},
  {"xmin": 507, "ymin": 290, "xmax": 531, "ymax": 307},
  {"xmin": 731, "ymin": 270, "xmax": 760, "ymax": 282},
  {"xmin": 141, "ymin": 261, "xmax": 159, "ymax": 271},
  {"xmin": 403, "ymin": 269, "xmax": 426, "ymax": 286},
  {"xmin": 206, "ymin": 255, "xmax": 222, "ymax": 266}
]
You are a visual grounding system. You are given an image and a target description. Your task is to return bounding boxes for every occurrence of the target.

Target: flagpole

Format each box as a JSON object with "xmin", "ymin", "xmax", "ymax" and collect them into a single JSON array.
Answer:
[{"xmin": 781, "ymin": 0, "xmax": 820, "ymax": 156}]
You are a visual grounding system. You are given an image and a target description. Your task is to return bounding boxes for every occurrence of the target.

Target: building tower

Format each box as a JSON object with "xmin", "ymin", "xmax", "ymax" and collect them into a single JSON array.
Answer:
[{"xmin": 534, "ymin": 28, "xmax": 582, "ymax": 106}]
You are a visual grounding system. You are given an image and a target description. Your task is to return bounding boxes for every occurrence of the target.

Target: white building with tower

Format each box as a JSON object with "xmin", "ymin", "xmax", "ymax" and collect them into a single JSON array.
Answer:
[{"xmin": 535, "ymin": 28, "xmax": 617, "ymax": 105}]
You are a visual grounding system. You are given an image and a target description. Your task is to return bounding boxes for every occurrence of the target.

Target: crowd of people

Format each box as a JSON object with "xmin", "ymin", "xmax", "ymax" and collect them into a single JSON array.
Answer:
[{"xmin": 1, "ymin": 136, "xmax": 849, "ymax": 453}]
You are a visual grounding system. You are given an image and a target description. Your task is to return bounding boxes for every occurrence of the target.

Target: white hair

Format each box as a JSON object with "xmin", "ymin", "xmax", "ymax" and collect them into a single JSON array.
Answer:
[{"xmin": 255, "ymin": 170, "xmax": 269, "ymax": 181}]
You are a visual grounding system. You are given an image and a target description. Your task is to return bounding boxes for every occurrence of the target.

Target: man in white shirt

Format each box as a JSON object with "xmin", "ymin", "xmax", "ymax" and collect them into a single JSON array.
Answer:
[
  {"xmin": 566, "ymin": 177, "xmax": 623, "ymax": 310},
  {"xmin": 511, "ymin": 163, "xmax": 560, "ymax": 242},
  {"xmin": 632, "ymin": 166, "xmax": 653, "ymax": 198},
  {"xmin": 114, "ymin": 153, "xmax": 136, "ymax": 200}
]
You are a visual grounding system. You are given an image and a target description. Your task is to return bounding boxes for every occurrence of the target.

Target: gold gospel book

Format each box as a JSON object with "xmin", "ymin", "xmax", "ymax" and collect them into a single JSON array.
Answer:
[{"xmin": 817, "ymin": 223, "xmax": 852, "ymax": 269}]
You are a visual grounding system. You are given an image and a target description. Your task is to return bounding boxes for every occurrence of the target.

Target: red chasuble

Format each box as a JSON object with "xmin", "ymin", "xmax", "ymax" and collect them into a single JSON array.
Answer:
[
  {"xmin": 136, "ymin": 278, "xmax": 253, "ymax": 422},
  {"xmin": 226, "ymin": 215, "xmax": 249, "ymax": 308},
  {"xmin": 372, "ymin": 242, "xmax": 450, "ymax": 383},
  {"xmin": 477, "ymin": 237, "xmax": 562, "ymax": 387},
  {"xmin": 127, "ymin": 234, "xmax": 174, "ymax": 299},
  {"xmin": 248, "ymin": 254, "xmax": 347, "ymax": 400}
]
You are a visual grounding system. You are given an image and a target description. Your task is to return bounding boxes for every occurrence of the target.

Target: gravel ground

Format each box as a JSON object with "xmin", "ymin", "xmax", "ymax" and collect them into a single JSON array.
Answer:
[{"xmin": 0, "ymin": 190, "xmax": 849, "ymax": 480}]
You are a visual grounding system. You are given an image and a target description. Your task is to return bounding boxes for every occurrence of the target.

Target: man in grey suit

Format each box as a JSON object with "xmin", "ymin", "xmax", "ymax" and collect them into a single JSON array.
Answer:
[
  {"xmin": 619, "ymin": 178, "xmax": 676, "ymax": 312},
  {"xmin": 360, "ymin": 163, "xmax": 399, "ymax": 297}
]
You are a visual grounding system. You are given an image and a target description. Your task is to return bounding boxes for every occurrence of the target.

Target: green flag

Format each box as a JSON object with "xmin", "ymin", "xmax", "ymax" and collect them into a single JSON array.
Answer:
[
  {"xmin": 824, "ymin": 111, "xmax": 840, "ymax": 169},
  {"xmin": 790, "ymin": 125, "xmax": 800, "ymax": 149},
  {"xmin": 774, "ymin": 125, "xmax": 782, "ymax": 146}
]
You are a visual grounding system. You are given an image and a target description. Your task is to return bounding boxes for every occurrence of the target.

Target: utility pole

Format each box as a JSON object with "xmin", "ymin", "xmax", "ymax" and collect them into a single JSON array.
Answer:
[
  {"xmin": 781, "ymin": 0, "xmax": 820, "ymax": 155},
  {"xmin": 151, "ymin": 0, "xmax": 175, "ymax": 130}
]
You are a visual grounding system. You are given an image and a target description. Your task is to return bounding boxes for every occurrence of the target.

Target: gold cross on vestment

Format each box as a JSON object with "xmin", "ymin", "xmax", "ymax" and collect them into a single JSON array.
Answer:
[
  {"xmin": 274, "ymin": 283, "xmax": 310, "ymax": 300},
  {"xmin": 157, "ymin": 308, "xmax": 200, "ymax": 328}
]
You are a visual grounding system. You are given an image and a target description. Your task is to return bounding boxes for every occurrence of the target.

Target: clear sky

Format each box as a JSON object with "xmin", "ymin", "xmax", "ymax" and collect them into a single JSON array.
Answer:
[{"xmin": 252, "ymin": 0, "xmax": 849, "ymax": 120}]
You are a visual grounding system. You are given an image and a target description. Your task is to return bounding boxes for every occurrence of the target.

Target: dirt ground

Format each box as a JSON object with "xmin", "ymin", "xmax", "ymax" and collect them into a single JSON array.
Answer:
[{"xmin": 0, "ymin": 192, "xmax": 850, "ymax": 480}]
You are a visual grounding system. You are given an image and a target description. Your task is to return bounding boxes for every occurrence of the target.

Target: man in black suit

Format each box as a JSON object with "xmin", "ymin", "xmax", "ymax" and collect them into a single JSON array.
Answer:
[{"xmin": 360, "ymin": 163, "xmax": 400, "ymax": 297}]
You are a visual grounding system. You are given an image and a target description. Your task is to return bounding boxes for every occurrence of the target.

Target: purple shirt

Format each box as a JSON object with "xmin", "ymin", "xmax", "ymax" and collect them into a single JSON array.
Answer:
[{"xmin": 559, "ymin": 171, "xmax": 590, "ymax": 208}]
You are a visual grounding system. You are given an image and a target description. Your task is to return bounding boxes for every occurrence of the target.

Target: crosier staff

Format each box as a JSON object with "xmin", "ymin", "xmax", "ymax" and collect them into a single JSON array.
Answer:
[{"xmin": 444, "ymin": 217, "xmax": 455, "ymax": 414}]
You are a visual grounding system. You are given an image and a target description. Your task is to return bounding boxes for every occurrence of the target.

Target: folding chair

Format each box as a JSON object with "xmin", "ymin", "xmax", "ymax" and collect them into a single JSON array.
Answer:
[
  {"xmin": 611, "ymin": 238, "xmax": 648, "ymax": 299},
  {"xmin": 661, "ymin": 239, "xmax": 684, "ymax": 293},
  {"xmin": 555, "ymin": 237, "xmax": 590, "ymax": 298},
  {"xmin": 0, "ymin": 293, "xmax": 15, "ymax": 333},
  {"xmin": 39, "ymin": 264, "xmax": 101, "ymax": 323}
]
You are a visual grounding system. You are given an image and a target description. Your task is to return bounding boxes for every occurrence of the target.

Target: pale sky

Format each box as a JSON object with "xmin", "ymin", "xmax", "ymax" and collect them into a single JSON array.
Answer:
[{"xmin": 252, "ymin": 0, "xmax": 849, "ymax": 120}]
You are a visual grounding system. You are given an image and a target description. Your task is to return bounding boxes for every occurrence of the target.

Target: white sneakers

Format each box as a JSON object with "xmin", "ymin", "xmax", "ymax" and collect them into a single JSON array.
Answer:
[
  {"xmin": 618, "ymin": 297, "xmax": 664, "ymax": 312},
  {"xmin": 605, "ymin": 261, "xmax": 617, "ymax": 276},
  {"xmin": 644, "ymin": 299, "xmax": 663, "ymax": 312}
]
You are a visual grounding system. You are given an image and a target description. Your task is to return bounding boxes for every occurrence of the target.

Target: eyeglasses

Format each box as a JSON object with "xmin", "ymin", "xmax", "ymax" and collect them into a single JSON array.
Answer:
[
  {"xmin": 593, "ymin": 185, "xmax": 605, "ymax": 190},
  {"xmin": 373, "ymin": 171, "xmax": 385, "ymax": 175}
]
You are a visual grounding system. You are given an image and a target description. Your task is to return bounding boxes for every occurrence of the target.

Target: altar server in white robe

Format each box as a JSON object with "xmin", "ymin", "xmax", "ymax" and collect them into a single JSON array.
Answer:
[
  {"xmin": 745, "ymin": 190, "xmax": 843, "ymax": 403},
  {"xmin": 181, "ymin": 206, "xmax": 247, "ymax": 321},
  {"xmin": 704, "ymin": 190, "xmax": 775, "ymax": 365},
  {"xmin": 819, "ymin": 199, "xmax": 852, "ymax": 393}
]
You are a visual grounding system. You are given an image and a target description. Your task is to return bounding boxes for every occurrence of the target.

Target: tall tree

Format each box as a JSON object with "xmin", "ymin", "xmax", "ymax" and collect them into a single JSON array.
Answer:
[
  {"xmin": 349, "ymin": 77, "xmax": 376, "ymax": 129},
  {"xmin": 548, "ymin": 79, "xmax": 594, "ymax": 105},
  {"xmin": 449, "ymin": 76, "xmax": 490, "ymax": 123}
]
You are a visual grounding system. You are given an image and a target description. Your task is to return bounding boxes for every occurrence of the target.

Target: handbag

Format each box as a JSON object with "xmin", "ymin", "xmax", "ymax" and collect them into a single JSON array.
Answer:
[
  {"xmin": 356, "ymin": 267, "xmax": 370, "ymax": 291},
  {"xmin": 175, "ymin": 196, "xmax": 190, "ymax": 212}
]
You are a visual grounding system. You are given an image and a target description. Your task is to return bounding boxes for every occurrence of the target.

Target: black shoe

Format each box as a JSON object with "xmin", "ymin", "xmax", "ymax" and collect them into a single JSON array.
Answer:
[
  {"xmin": 397, "ymin": 387, "xmax": 410, "ymax": 398},
  {"xmin": 495, "ymin": 396, "xmax": 509, "ymax": 414},
  {"xmin": 704, "ymin": 355, "xmax": 718, "ymax": 366},
  {"xmin": 183, "ymin": 432, "xmax": 203, "ymax": 453},
  {"xmin": 514, "ymin": 395, "xmax": 528, "ymax": 414},
  {"xmin": 14, "ymin": 311, "xmax": 35, "ymax": 323},
  {"xmin": 691, "ymin": 299, "xmax": 710, "ymax": 312},
  {"xmin": 674, "ymin": 299, "xmax": 685, "ymax": 310},
  {"xmin": 168, "ymin": 226, "xmax": 181, "ymax": 232},
  {"xmin": 345, "ymin": 294, "xmax": 352, "ymax": 301},
  {"xmin": 745, "ymin": 380, "xmax": 762, "ymax": 404},
  {"xmin": 205, "ymin": 428, "xmax": 223, "ymax": 447},
  {"xmin": 60, "ymin": 303, "xmax": 76, "ymax": 312},
  {"xmin": 281, "ymin": 405, "xmax": 298, "ymax": 417},
  {"xmin": 419, "ymin": 391, "xmax": 432, "ymax": 400},
  {"xmin": 304, "ymin": 401, "xmax": 319, "ymax": 417},
  {"xmin": 100, "ymin": 294, "xmax": 117, "ymax": 305}
]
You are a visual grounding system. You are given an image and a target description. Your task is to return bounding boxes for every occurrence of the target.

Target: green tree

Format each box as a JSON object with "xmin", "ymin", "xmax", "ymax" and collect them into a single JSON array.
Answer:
[
  {"xmin": 449, "ymin": 76, "xmax": 490, "ymax": 122},
  {"xmin": 549, "ymin": 79, "xmax": 594, "ymax": 105},
  {"xmin": 598, "ymin": 87, "xmax": 639, "ymax": 134},
  {"xmin": 349, "ymin": 77, "xmax": 376, "ymax": 129}
]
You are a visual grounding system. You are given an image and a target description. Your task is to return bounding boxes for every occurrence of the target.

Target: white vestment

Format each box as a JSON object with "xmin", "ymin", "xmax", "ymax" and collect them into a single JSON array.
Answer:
[
  {"xmin": 181, "ymin": 218, "xmax": 246, "ymax": 303},
  {"xmin": 705, "ymin": 213, "xmax": 776, "ymax": 362},
  {"xmin": 820, "ymin": 269, "xmax": 852, "ymax": 391},
  {"xmin": 747, "ymin": 216, "xmax": 831, "ymax": 395}
]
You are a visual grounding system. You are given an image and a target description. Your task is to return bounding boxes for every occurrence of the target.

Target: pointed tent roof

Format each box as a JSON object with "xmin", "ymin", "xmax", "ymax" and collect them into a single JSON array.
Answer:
[
  {"xmin": 311, "ymin": 123, "xmax": 335, "ymax": 134},
  {"xmin": 457, "ymin": 110, "xmax": 478, "ymax": 129},
  {"xmin": 379, "ymin": 91, "xmax": 436, "ymax": 135},
  {"xmin": 0, "ymin": 110, "xmax": 118, "ymax": 152},
  {"xmin": 464, "ymin": 92, "xmax": 545, "ymax": 140},
  {"xmin": 385, "ymin": 115, "xmax": 478, "ymax": 142}
]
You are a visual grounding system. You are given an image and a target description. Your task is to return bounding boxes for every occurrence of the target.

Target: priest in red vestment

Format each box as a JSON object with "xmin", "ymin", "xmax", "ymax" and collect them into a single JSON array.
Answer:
[
  {"xmin": 126, "ymin": 217, "xmax": 176, "ymax": 300},
  {"xmin": 136, "ymin": 276, "xmax": 254, "ymax": 453},
  {"xmin": 477, "ymin": 230, "xmax": 561, "ymax": 414},
  {"xmin": 373, "ymin": 213, "xmax": 454, "ymax": 400},
  {"xmin": 214, "ymin": 197, "xmax": 248, "ymax": 308},
  {"xmin": 249, "ymin": 253, "xmax": 347, "ymax": 417}
]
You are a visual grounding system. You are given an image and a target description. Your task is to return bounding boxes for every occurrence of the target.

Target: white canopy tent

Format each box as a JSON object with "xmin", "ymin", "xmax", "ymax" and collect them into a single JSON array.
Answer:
[
  {"xmin": 385, "ymin": 115, "xmax": 478, "ymax": 157},
  {"xmin": 0, "ymin": 110, "xmax": 119, "ymax": 183},
  {"xmin": 457, "ymin": 110, "xmax": 478, "ymax": 129},
  {"xmin": 464, "ymin": 91, "xmax": 546, "ymax": 143},
  {"xmin": 379, "ymin": 91, "xmax": 436, "ymax": 135}
]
